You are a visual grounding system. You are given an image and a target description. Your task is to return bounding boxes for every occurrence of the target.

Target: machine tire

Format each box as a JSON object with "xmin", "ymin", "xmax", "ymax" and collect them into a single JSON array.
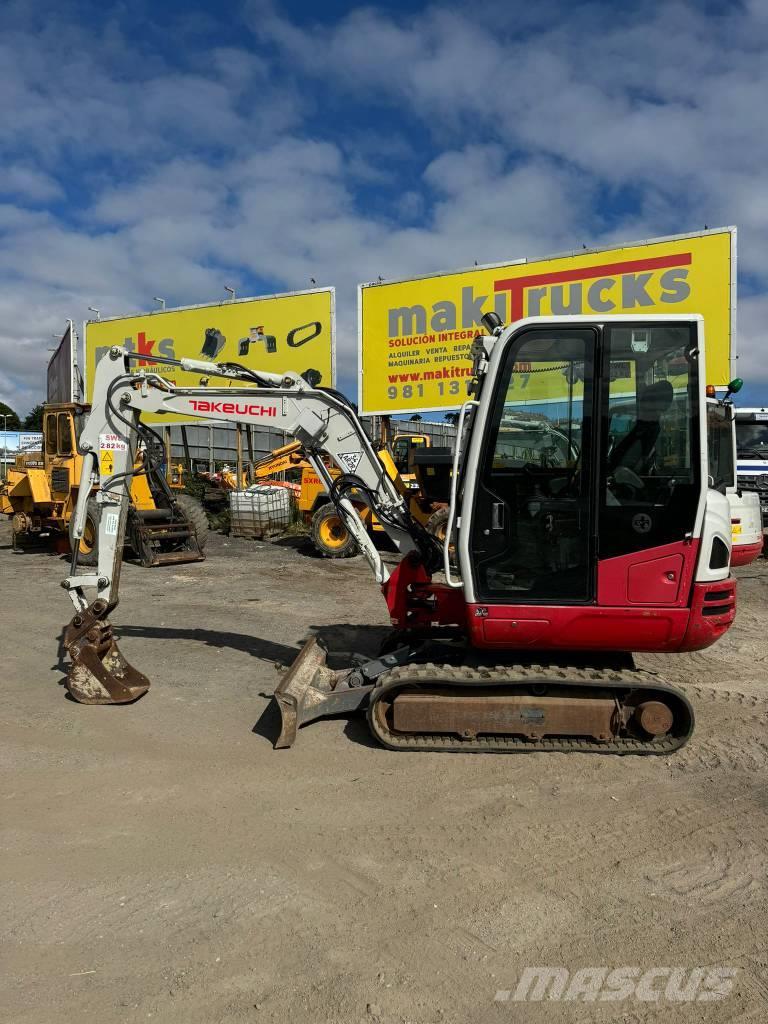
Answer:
[
  {"xmin": 174, "ymin": 494, "xmax": 209, "ymax": 550},
  {"xmin": 425, "ymin": 506, "xmax": 449, "ymax": 544},
  {"xmin": 311, "ymin": 502, "xmax": 359, "ymax": 558},
  {"xmin": 69, "ymin": 495, "xmax": 101, "ymax": 567},
  {"xmin": 426, "ymin": 505, "xmax": 456, "ymax": 566}
]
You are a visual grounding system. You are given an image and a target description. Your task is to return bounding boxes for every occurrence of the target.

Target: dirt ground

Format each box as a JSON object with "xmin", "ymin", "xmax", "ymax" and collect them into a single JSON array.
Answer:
[{"xmin": 2, "ymin": 519, "xmax": 768, "ymax": 1024}]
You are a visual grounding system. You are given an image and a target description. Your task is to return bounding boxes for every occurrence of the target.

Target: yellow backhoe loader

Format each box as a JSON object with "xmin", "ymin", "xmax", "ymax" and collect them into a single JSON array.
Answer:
[{"xmin": 1, "ymin": 402, "xmax": 207, "ymax": 567}]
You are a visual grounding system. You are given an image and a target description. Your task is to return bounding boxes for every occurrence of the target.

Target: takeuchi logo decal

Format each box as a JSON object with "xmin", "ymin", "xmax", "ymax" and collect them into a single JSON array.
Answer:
[
  {"xmin": 188, "ymin": 399, "xmax": 277, "ymax": 417},
  {"xmin": 387, "ymin": 252, "xmax": 693, "ymax": 340}
]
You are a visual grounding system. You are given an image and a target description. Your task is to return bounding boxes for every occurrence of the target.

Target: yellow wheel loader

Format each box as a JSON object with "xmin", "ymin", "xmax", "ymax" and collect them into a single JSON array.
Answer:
[
  {"xmin": 0, "ymin": 402, "xmax": 207, "ymax": 567},
  {"xmin": 252, "ymin": 437, "xmax": 448, "ymax": 558}
]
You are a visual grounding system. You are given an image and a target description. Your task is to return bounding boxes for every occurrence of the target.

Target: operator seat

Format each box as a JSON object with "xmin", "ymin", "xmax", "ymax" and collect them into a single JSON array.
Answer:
[{"xmin": 607, "ymin": 379, "xmax": 674, "ymax": 476}]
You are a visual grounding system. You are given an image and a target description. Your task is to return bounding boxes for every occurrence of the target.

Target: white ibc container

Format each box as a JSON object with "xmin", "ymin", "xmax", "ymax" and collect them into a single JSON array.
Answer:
[{"xmin": 230, "ymin": 485, "xmax": 293, "ymax": 539}]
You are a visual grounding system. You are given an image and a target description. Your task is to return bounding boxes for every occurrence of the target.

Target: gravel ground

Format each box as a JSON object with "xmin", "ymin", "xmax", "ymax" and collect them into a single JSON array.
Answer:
[{"xmin": 2, "ymin": 519, "xmax": 768, "ymax": 1023}]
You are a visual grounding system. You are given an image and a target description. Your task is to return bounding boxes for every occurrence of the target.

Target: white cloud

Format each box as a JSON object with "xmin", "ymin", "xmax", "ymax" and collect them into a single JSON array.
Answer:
[
  {"xmin": 733, "ymin": 292, "xmax": 768, "ymax": 386},
  {"xmin": 254, "ymin": 4, "xmax": 768, "ymax": 224},
  {"xmin": 0, "ymin": 1, "xmax": 767, "ymax": 414},
  {"xmin": 0, "ymin": 165, "xmax": 63, "ymax": 203}
]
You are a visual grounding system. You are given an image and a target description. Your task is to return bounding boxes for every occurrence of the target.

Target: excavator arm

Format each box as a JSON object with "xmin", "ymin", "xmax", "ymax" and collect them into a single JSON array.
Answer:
[{"xmin": 61, "ymin": 346, "xmax": 435, "ymax": 709}]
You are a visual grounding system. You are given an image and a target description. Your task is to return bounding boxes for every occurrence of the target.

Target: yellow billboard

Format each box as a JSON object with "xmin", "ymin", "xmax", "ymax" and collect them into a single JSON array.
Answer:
[
  {"xmin": 358, "ymin": 228, "xmax": 735, "ymax": 415},
  {"xmin": 85, "ymin": 288, "xmax": 335, "ymax": 424}
]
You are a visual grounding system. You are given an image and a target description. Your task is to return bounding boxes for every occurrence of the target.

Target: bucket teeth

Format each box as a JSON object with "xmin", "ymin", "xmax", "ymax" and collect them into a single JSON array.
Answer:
[{"xmin": 63, "ymin": 603, "xmax": 150, "ymax": 705}]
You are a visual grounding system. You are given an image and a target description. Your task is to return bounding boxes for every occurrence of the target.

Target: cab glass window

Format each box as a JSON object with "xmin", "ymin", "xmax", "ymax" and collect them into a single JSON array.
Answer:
[
  {"xmin": 707, "ymin": 404, "xmax": 734, "ymax": 493},
  {"xmin": 58, "ymin": 414, "xmax": 73, "ymax": 455},
  {"xmin": 470, "ymin": 327, "xmax": 596, "ymax": 603},
  {"xmin": 735, "ymin": 419, "xmax": 768, "ymax": 459},
  {"xmin": 45, "ymin": 415, "xmax": 57, "ymax": 454},
  {"xmin": 392, "ymin": 436, "xmax": 422, "ymax": 473}
]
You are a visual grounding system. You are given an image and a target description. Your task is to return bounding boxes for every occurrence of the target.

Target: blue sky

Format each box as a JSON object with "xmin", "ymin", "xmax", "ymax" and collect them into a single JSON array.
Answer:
[{"xmin": 1, "ymin": 0, "xmax": 767, "ymax": 414}]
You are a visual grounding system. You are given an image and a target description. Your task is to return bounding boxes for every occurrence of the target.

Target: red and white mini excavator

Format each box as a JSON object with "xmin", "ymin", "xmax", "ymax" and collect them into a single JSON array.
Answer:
[{"xmin": 61, "ymin": 314, "xmax": 736, "ymax": 754}]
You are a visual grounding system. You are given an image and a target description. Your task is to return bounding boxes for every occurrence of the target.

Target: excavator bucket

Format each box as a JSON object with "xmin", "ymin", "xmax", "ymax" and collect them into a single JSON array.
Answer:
[
  {"xmin": 272, "ymin": 636, "xmax": 372, "ymax": 748},
  {"xmin": 63, "ymin": 601, "xmax": 150, "ymax": 705}
]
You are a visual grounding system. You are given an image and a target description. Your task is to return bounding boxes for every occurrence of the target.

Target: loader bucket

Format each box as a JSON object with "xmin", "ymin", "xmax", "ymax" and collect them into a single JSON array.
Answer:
[
  {"xmin": 129, "ymin": 508, "xmax": 206, "ymax": 568},
  {"xmin": 63, "ymin": 601, "xmax": 150, "ymax": 705},
  {"xmin": 272, "ymin": 636, "xmax": 372, "ymax": 748}
]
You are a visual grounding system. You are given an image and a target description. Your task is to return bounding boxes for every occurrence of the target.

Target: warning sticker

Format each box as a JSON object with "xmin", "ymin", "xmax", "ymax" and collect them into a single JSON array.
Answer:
[
  {"xmin": 104, "ymin": 512, "xmax": 119, "ymax": 536},
  {"xmin": 99, "ymin": 432, "xmax": 128, "ymax": 451},
  {"xmin": 337, "ymin": 451, "xmax": 362, "ymax": 474},
  {"xmin": 99, "ymin": 432, "xmax": 127, "ymax": 477}
]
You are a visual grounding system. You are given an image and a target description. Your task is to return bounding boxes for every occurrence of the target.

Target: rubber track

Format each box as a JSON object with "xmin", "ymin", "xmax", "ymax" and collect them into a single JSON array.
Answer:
[{"xmin": 367, "ymin": 662, "xmax": 695, "ymax": 755}]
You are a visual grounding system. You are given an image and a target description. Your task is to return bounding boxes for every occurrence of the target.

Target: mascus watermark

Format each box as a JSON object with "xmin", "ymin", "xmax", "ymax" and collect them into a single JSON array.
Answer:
[{"xmin": 494, "ymin": 966, "xmax": 737, "ymax": 1003}]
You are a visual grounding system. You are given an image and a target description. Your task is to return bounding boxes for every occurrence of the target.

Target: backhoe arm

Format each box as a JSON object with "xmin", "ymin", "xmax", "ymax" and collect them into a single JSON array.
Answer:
[
  {"xmin": 64, "ymin": 345, "xmax": 427, "ymax": 613},
  {"xmin": 60, "ymin": 346, "xmax": 435, "ymax": 704},
  {"xmin": 253, "ymin": 441, "xmax": 308, "ymax": 477}
]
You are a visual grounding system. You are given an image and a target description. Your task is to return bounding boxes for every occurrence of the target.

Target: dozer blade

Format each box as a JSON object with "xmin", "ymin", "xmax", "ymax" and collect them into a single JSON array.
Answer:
[
  {"xmin": 63, "ymin": 601, "xmax": 150, "ymax": 705},
  {"xmin": 272, "ymin": 636, "xmax": 372, "ymax": 748}
]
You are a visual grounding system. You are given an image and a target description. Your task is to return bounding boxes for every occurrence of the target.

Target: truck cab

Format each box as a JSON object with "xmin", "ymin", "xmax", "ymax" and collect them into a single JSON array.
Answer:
[
  {"xmin": 734, "ymin": 407, "xmax": 768, "ymax": 535},
  {"xmin": 708, "ymin": 400, "xmax": 763, "ymax": 564}
]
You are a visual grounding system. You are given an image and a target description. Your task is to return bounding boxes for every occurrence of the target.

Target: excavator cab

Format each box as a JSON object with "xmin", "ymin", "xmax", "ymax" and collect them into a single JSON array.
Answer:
[
  {"xmin": 277, "ymin": 317, "xmax": 733, "ymax": 750},
  {"xmin": 461, "ymin": 321, "xmax": 707, "ymax": 618}
]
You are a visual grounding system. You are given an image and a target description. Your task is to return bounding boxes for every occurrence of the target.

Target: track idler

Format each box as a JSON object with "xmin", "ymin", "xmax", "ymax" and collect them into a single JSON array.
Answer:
[{"xmin": 62, "ymin": 600, "xmax": 150, "ymax": 704}]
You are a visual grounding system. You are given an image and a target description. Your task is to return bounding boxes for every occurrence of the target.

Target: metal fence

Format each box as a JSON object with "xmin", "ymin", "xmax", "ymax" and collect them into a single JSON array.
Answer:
[{"xmin": 167, "ymin": 418, "xmax": 456, "ymax": 472}]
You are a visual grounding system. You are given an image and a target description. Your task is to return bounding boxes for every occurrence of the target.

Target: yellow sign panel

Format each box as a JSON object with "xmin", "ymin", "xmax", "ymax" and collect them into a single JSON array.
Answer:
[
  {"xmin": 358, "ymin": 229, "xmax": 735, "ymax": 415},
  {"xmin": 86, "ymin": 289, "xmax": 335, "ymax": 424}
]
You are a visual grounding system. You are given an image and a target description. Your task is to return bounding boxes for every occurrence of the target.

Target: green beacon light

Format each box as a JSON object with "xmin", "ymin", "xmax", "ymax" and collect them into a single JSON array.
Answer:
[{"xmin": 725, "ymin": 377, "xmax": 743, "ymax": 399}]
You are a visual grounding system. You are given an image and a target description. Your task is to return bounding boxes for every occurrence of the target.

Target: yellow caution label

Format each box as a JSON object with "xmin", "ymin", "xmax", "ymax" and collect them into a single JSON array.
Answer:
[{"xmin": 100, "ymin": 449, "xmax": 114, "ymax": 476}]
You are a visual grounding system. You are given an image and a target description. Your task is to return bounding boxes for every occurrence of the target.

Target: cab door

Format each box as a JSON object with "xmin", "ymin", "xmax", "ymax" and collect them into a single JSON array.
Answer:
[
  {"xmin": 596, "ymin": 322, "xmax": 702, "ymax": 605},
  {"xmin": 467, "ymin": 326, "xmax": 597, "ymax": 604}
]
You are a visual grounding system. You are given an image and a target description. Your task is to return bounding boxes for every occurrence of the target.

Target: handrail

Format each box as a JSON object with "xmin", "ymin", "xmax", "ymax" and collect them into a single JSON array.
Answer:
[{"xmin": 444, "ymin": 399, "xmax": 478, "ymax": 588}]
